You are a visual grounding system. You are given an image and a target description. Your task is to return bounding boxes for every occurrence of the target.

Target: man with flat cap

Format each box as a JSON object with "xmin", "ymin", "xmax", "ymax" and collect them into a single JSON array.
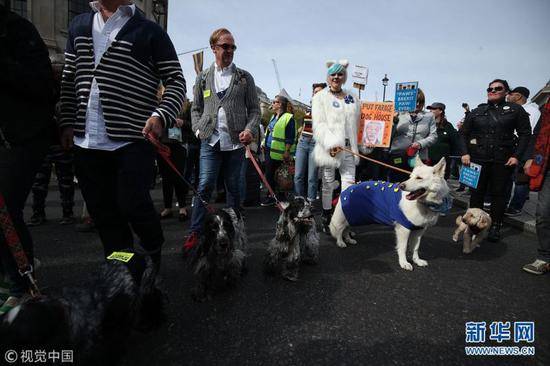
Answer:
[
  {"xmin": 507, "ymin": 87, "xmax": 541, "ymax": 129},
  {"xmin": 506, "ymin": 86, "xmax": 542, "ymax": 216}
]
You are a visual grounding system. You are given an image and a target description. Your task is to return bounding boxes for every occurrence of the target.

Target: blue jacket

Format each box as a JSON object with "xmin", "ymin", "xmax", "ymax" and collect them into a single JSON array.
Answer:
[{"xmin": 341, "ymin": 181, "xmax": 419, "ymax": 230}]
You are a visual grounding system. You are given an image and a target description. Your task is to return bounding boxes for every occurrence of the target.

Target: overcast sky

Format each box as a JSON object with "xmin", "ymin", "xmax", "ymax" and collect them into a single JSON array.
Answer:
[{"xmin": 167, "ymin": 0, "xmax": 549, "ymax": 125}]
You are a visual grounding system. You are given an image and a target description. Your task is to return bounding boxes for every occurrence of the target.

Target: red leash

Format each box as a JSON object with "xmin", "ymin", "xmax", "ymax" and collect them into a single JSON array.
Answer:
[
  {"xmin": 0, "ymin": 193, "xmax": 41, "ymax": 297},
  {"xmin": 147, "ymin": 133, "xmax": 283, "ymax": 213},
  {"xmin": 245, "ymin": 146, "xmax": 284, "ymax": 212},
  {"xmin": 145, "ymin": 132, "xmax": 213, "ymax": 212}
]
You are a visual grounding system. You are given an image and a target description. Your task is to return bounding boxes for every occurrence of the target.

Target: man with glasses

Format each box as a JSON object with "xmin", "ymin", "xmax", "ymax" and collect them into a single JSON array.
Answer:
[
  {"xmin": 459, "ymin": 79, "xmax": 531, "ymax": 242},
  {"xmin": 183, "ymin": 28, "xmax": 260, "ymax": 253}
]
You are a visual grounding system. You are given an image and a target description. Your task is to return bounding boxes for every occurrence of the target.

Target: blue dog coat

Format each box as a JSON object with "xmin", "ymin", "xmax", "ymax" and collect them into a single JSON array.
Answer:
[{"xmin": 340, "ymin": 181, "xmax": 421, "ymax": 230}]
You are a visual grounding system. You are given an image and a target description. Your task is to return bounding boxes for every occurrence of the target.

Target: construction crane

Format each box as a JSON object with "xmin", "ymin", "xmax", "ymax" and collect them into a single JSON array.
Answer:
[{"xmin": 271, "ymin": 59, "xmax": 283, "ymax": 91}]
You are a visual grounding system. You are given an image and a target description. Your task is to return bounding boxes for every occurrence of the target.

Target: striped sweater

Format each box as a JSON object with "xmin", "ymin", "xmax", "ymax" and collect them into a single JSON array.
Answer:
[{"xmin": 59, "ymin": 9, "xmax": 186, "ymax": 141}]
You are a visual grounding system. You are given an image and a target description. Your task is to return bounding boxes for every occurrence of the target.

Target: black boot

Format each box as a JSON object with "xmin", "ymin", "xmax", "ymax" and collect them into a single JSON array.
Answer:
[
  {"xmin": 487, "ymin": 222, "xmax": 502, "ymax": 242},
  {"xmin": 321, "ymin": 209, "xmax": 332, "ymax": 234}
]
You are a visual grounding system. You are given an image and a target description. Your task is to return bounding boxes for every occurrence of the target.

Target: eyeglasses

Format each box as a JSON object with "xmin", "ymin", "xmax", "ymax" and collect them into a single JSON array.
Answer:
[
  {"xmin": 215, "ymin": 43, "xmax": 237, "ymax": 51},
  {"xmin": 330, "ymin": 73, "xmax": 344, "ymax": 77},
  {"xmin": 487, "ymin": 86, "xmax": 505, "ymax": 93}
]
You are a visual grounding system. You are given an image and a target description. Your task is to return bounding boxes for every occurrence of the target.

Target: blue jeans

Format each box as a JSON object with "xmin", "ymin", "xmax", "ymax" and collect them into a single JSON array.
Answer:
[
  {"xmin": 189, "ymin": 141, "xmax": 244, "ymax": 233},
  {"xmin": 293, "ymin": 136, "xmax": 318, "ymax": 200},
  {"xmin": 239, "ymin": 155, "xmax": 247, "ymax": 204},
  {"xmin": 184, "ymin": 142, "xmax": 200, "ymax": 187},
  {"xmin": 508, "ymin": 183, "xmax": 530, "ymax": 211}
]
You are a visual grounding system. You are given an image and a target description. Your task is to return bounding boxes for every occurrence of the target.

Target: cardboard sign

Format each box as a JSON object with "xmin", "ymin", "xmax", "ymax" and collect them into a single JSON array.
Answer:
[
  {"xmin": 357, "ymin": 102, "xmax": 395, "ymax": 148},
  {"xmin": 459, "ymin": 163, "xmax": 482, "ymax": 189},
  {"xmin": 395, "ymin": 81, "xmax": 419, "ymax": 112},
  {"xmin": 351, "ymin": 65, "xmax": 369, "ymax": 86}
]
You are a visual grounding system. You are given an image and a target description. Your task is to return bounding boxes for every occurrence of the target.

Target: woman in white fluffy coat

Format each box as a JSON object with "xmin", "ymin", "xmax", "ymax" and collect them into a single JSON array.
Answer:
[{"xmin": 312, "ymin": 60, "xmax": 362, "ymax": 232}]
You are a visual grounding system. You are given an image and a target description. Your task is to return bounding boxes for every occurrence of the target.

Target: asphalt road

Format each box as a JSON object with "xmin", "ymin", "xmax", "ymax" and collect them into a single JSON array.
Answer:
[{"xmin": 28, "ymin": 188, "xmax": 549, "ymax": 366}]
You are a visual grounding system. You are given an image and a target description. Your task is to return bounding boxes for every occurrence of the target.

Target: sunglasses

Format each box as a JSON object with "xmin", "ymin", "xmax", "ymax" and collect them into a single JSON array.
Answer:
[
  {"xmin": 330, "ymin": 73, "xmax": 344, "ymax": 77},
  {"xmin": 272, "ymin": 100, "xmax": 280, "ymax": 104},
  {"xmin": 215, "ymin": 43, "xmax": 237, "ymax": 51},
  {"xmin": 487, "ymin": 86, "xmax": 505, "ymax": 93}
]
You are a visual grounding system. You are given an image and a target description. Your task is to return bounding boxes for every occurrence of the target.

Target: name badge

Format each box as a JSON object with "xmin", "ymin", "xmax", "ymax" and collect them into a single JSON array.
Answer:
[
  {"xmin": 107, "ymin": 251, "xmax": 134, "ymax": 263},
  {"xmin": 203, "ymin": 89, "xmax": 211, "ymax": 98}
]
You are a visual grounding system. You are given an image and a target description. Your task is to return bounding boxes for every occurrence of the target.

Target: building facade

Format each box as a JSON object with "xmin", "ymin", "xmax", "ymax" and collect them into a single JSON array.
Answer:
[
  {"xmin": 2, "ymin": 0, "xmax": 168, "ymax": 63},
  {"xmin": 532, "ymin": 79, "xmax": 550, "ymax": 108}
]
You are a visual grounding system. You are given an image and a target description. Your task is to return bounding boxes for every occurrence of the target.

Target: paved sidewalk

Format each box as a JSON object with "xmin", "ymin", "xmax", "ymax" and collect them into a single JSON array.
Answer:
[{"xmin": 448, "ymin": 179, "xmax": 537, "ymax": 234}]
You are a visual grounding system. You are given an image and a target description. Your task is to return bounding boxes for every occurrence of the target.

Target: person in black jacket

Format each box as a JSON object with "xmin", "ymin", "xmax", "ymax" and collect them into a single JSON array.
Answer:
[
  {"xmin": 0, "ymin": 4, "xmax": 55, "ymax": 313},
  {"xmin": 459, "ymin": 79, "xmax": 531, "ymax": 242},
  {"xmin": 426, "ymin": 102, "xmax": 460, "ymax": 179}
]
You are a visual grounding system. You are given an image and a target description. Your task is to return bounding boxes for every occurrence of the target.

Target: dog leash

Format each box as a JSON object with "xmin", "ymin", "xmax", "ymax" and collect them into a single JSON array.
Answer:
[
  {"xmin": 245, "ymin": 145, "xmax": 284, "ymax": 212},
  {"xmin": 145, "ymin": 132, "xmax": 213, "ymax": 213},
  {"xmin": 0, "ymin": 192, "xmax": 41, "ymax": 298},
  {"xmin": 339, "ymin": 147, "xmax": 412, "ymax": 175}
]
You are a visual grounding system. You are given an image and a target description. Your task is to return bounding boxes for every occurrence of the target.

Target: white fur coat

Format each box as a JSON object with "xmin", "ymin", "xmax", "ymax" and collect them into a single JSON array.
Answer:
[{"xmin": 312, "ymin": 88, "xmax": 361, "ymax": 168}]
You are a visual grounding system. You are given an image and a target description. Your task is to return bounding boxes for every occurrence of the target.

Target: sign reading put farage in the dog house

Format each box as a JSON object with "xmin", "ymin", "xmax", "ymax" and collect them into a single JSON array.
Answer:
[
  {"xmin": 394, "ymin": 81, "xmax": 419, "ymax": 112},
  {"xmin": 459, "ymin": 163, "xmax": 482, "ymax": 189},
  {"xmin": 358, "ymin": 102, "xmax": 394, "ymax": 148}
]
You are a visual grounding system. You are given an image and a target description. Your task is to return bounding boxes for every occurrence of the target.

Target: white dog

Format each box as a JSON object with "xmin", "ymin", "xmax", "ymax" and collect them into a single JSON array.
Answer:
[
  {"xmin": 452, "ymin": 208, "xmax": 492, "ymax": 254},
  {"xmin": 329, "ymin": 156, "xmax": 451, "ymax": 271}
]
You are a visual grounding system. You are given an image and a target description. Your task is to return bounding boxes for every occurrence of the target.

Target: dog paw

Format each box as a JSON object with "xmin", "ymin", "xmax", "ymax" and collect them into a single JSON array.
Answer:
[
  {"xmin": 347, "ymin": 238, "xmax": 357, "ymax": 245},
  {"xmin": 399, "ymin": 261, "xmax": 414, "ymax": 271},
  {"xmin": 283, "ymin": 274, "xmax": 299, "ymax": 282},
  {"xmin": 336, "ymin": 241, "xmax": 347, "ymax": 248},
  {"xmin": 413, "ymin": 258, "xmax": 428, "ymax": 267},
  {"xmin": 452, "ymin": 235, "xmax": 459, "ymax": 242}
]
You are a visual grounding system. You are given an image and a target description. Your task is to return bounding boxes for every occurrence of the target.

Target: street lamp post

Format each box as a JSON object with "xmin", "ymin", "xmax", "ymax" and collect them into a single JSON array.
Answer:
[{"xmin": 382, "ymin": 74, "xmax": 389, "ymax": 102}]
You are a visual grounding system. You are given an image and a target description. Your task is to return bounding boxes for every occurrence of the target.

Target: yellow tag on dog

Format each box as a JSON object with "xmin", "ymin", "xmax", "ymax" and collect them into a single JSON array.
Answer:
[
  {"xmin": 203, "ymin": 89, "xmax": 211, "ymax": 98},
  {"xmin": 107, "ymin": 251, "xmax": 134, "ymax": 263}
]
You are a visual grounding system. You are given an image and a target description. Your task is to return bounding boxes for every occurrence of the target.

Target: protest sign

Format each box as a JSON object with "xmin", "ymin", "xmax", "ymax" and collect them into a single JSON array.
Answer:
[
  {"xmin": 352, "ymin": 65, "xmax": 368, "ymax": 90},
  {"xmin": 459, "ymin": 163, "xmax": 482, "ymax": 189},
  {"xmin": 357, "ymin": 102, "xmax": 394, "ymax": 148},
  {"xmin": 395, "ymin": 81, "xmax": 419, "ymax": 112}
]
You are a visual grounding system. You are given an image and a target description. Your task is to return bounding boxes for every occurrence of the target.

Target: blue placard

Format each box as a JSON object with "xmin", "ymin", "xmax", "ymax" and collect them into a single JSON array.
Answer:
[
  {"xmin": 395, "ymin": 81, "xmax": 419, "ymax": 112},
  {"xmin": 459, "ymin": 163, "xmax": 482, "ymax": 189}
]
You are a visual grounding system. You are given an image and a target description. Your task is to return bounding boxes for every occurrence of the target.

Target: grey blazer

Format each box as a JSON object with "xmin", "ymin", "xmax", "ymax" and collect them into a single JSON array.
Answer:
[
  {"xmin": 191, "ymin": 63, "xmax": 261, "ymax": 143},
  {"xmin": 390, "ymin": 111, "xmax": 437, "ymax": 159}
]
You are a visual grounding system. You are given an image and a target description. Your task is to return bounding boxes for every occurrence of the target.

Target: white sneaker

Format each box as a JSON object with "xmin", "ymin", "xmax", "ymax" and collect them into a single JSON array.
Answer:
[
  {"xmin": 522, "ymin": 259, "xmax": 550, "ymax": 275},
  {"xmin": 0, "ymin": 296, "xmax": 21, "ymax": 316}
]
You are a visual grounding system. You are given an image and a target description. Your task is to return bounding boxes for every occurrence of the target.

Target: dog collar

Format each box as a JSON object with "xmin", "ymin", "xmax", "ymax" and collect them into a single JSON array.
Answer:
[{"xmin": 426, "ymin": 194, "xmax": 453, "ymax": 215}]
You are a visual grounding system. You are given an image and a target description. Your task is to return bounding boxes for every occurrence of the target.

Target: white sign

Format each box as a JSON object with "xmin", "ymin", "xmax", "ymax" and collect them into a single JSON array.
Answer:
[{"xmin": 352, "ymin": 65, "xmax": 369, "ymax": 86}]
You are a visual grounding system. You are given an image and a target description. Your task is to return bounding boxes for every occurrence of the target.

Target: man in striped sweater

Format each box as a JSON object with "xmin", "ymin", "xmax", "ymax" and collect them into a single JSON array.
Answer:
[{"xmin": 59, "ymin": 1, "xmax": 186, "ymax": 266}]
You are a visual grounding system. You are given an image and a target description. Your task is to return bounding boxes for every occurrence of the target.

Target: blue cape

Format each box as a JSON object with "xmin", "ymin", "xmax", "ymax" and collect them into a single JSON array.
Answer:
[{"xmin": 340, "ymin": 181, "xmax": 420, "ymax": 230}]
